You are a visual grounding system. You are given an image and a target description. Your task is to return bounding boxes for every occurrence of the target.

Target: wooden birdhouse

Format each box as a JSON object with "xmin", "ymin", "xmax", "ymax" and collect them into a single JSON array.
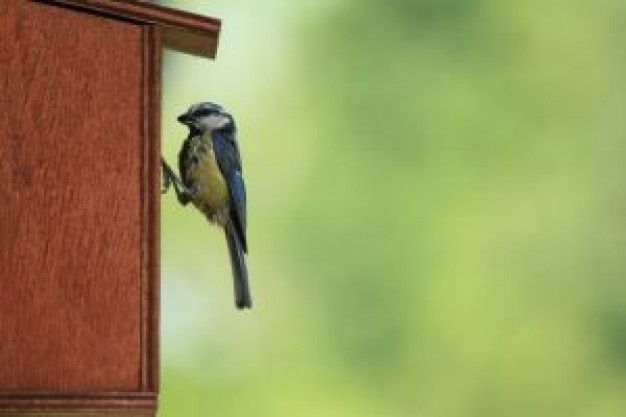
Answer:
[{"xmin": 0, "ymin": 1, "xmax": 220, "ymax": 415}]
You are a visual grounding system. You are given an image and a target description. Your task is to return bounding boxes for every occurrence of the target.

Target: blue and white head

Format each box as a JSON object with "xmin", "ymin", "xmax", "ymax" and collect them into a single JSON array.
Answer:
[{"xmin": 178, "ymin": 102, "xmax": 234, "ymax": 133}]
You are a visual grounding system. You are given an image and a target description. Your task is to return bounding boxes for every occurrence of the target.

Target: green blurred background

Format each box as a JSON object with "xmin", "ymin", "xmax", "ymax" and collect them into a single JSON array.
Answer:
[{"xmin": 157, "ymin": 0, "xmax": 626, "ymax": 416}]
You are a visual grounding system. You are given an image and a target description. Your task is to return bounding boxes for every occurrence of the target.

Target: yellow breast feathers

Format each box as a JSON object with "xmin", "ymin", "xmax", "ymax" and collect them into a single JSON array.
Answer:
[{"xmin": 186, "ymin": 133, "xmax": 229, "ymax": 219}]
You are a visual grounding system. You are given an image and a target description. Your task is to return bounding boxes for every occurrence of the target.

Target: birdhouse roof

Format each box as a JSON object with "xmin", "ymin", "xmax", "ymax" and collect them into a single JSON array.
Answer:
[{"xmin": 47, "ymin": 0, "xmax": 221, "ymax": 58}]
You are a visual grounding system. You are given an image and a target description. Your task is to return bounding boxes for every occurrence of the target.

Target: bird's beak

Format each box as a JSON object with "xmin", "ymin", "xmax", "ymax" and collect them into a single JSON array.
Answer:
[{"xmin": 177, "ymin": 113, "xmax": 191, "ymax": 125}]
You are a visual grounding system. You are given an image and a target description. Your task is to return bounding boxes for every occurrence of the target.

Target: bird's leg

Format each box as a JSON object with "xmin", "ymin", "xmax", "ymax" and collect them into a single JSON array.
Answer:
[
  {"xmin": 161, "ymin": 161, "xmax": 173, "ymax": 193},
  {"xmin": 161, "ymin": 158, "xmax": 179, "ymax": 193},
  {"xmin": 161, "ymin": 158, "xmax": 196, "ymax": 205}
]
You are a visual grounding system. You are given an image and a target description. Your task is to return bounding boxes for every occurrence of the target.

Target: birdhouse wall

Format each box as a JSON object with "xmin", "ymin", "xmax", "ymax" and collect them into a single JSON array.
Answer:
[
  {"xmin": 1, "ymin": 0, "xmax": 218, "ymax": 414},
  {"xmin": 0, "ymin": 0, "xmax": 160, "ymax": 413}
]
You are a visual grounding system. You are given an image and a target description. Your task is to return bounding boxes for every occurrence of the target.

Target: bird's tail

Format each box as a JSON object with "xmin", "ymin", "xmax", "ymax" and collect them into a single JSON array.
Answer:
[{"xmin": 225, "ymin": 222, "xmax": 252, "ymax": 309}]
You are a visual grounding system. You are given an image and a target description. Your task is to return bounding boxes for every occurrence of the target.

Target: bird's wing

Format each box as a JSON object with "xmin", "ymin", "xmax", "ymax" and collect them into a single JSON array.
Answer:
[{"xmin": 212, "ymin": 130, "xmax": 248, "ymax": 253}]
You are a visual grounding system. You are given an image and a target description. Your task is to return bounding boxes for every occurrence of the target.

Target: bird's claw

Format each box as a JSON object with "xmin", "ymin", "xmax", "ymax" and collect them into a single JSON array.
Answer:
[
  {"xmin": 161, "ymin": 157, "xmax": 199, "ymax": 204},
  {"xmin": 161, "ymin": 158, "xmax": 178, "ymax": 195},
  {"xmin": 161, "ymin": 174, "xmax": 172, "ymax": 194}
]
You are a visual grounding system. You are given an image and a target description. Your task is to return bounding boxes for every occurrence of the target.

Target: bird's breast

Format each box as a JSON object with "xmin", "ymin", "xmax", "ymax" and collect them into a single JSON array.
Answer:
[{"xmin": 186, "ymin": 141, "xmax": 229, "ymax": 220}]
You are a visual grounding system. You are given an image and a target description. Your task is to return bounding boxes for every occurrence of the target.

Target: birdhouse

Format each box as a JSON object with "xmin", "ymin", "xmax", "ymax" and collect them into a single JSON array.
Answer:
[{"xmin": 0, "ymin": 1, "xmax": 219, "ymax": 415}]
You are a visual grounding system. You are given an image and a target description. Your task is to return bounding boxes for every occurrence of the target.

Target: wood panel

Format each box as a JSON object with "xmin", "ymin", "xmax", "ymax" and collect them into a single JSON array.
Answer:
[
  {"xmin": 0, "ymin": 391, "xmax": 156, "ymax": 415},
  {"xmin": 0, "ymin": 1, "xmax": 143, "ymax": 392}
]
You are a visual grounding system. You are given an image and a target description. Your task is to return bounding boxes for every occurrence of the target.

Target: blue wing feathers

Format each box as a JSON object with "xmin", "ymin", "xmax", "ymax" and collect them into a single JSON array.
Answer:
[{"xmin": 212, "ymin": 131, "xmax": 248, "ymax": 253}]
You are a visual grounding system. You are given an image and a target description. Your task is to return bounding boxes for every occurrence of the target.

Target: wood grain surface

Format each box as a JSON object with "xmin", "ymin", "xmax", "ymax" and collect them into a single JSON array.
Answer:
[
  {"xmin": 140, "ymin": 24, "xmax": 161, "ymax": 395},
  {"xmin": 0, "ymin": 0, "xmax": 216, "ymax": 413},
  {"xmin": 0, "ymin": 0, "xmax": 144, "ymax": 393}
]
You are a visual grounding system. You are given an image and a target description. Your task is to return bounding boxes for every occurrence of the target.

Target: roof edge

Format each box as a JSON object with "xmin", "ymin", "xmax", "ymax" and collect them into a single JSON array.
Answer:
[{"xmin": 42, "ymin": 0, "xmax": 221, "ymax": 59}]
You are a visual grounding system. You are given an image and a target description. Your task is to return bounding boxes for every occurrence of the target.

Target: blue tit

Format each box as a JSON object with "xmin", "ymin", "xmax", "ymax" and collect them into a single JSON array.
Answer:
[{"xmin": 162, "ymin": 102, "xmax": 250, "ymax": 309}]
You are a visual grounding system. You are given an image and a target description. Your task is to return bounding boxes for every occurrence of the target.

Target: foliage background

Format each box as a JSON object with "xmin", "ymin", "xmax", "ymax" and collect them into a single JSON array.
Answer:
[{"xmin": 157, "ymin": 0, "xmax": 626, "ymax": 416}]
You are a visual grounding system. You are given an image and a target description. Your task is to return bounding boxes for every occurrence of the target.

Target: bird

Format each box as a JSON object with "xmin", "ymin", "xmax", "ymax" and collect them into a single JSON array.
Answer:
[{"xmin": 162, "ymin": 102, "xmax": 251, "ymax": 309}]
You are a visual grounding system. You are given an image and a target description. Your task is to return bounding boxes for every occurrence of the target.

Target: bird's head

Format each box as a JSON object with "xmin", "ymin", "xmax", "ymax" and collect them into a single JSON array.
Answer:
[{"xmin": 177, "ymin": 102, "xmax": 234, "ymax": 133}]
